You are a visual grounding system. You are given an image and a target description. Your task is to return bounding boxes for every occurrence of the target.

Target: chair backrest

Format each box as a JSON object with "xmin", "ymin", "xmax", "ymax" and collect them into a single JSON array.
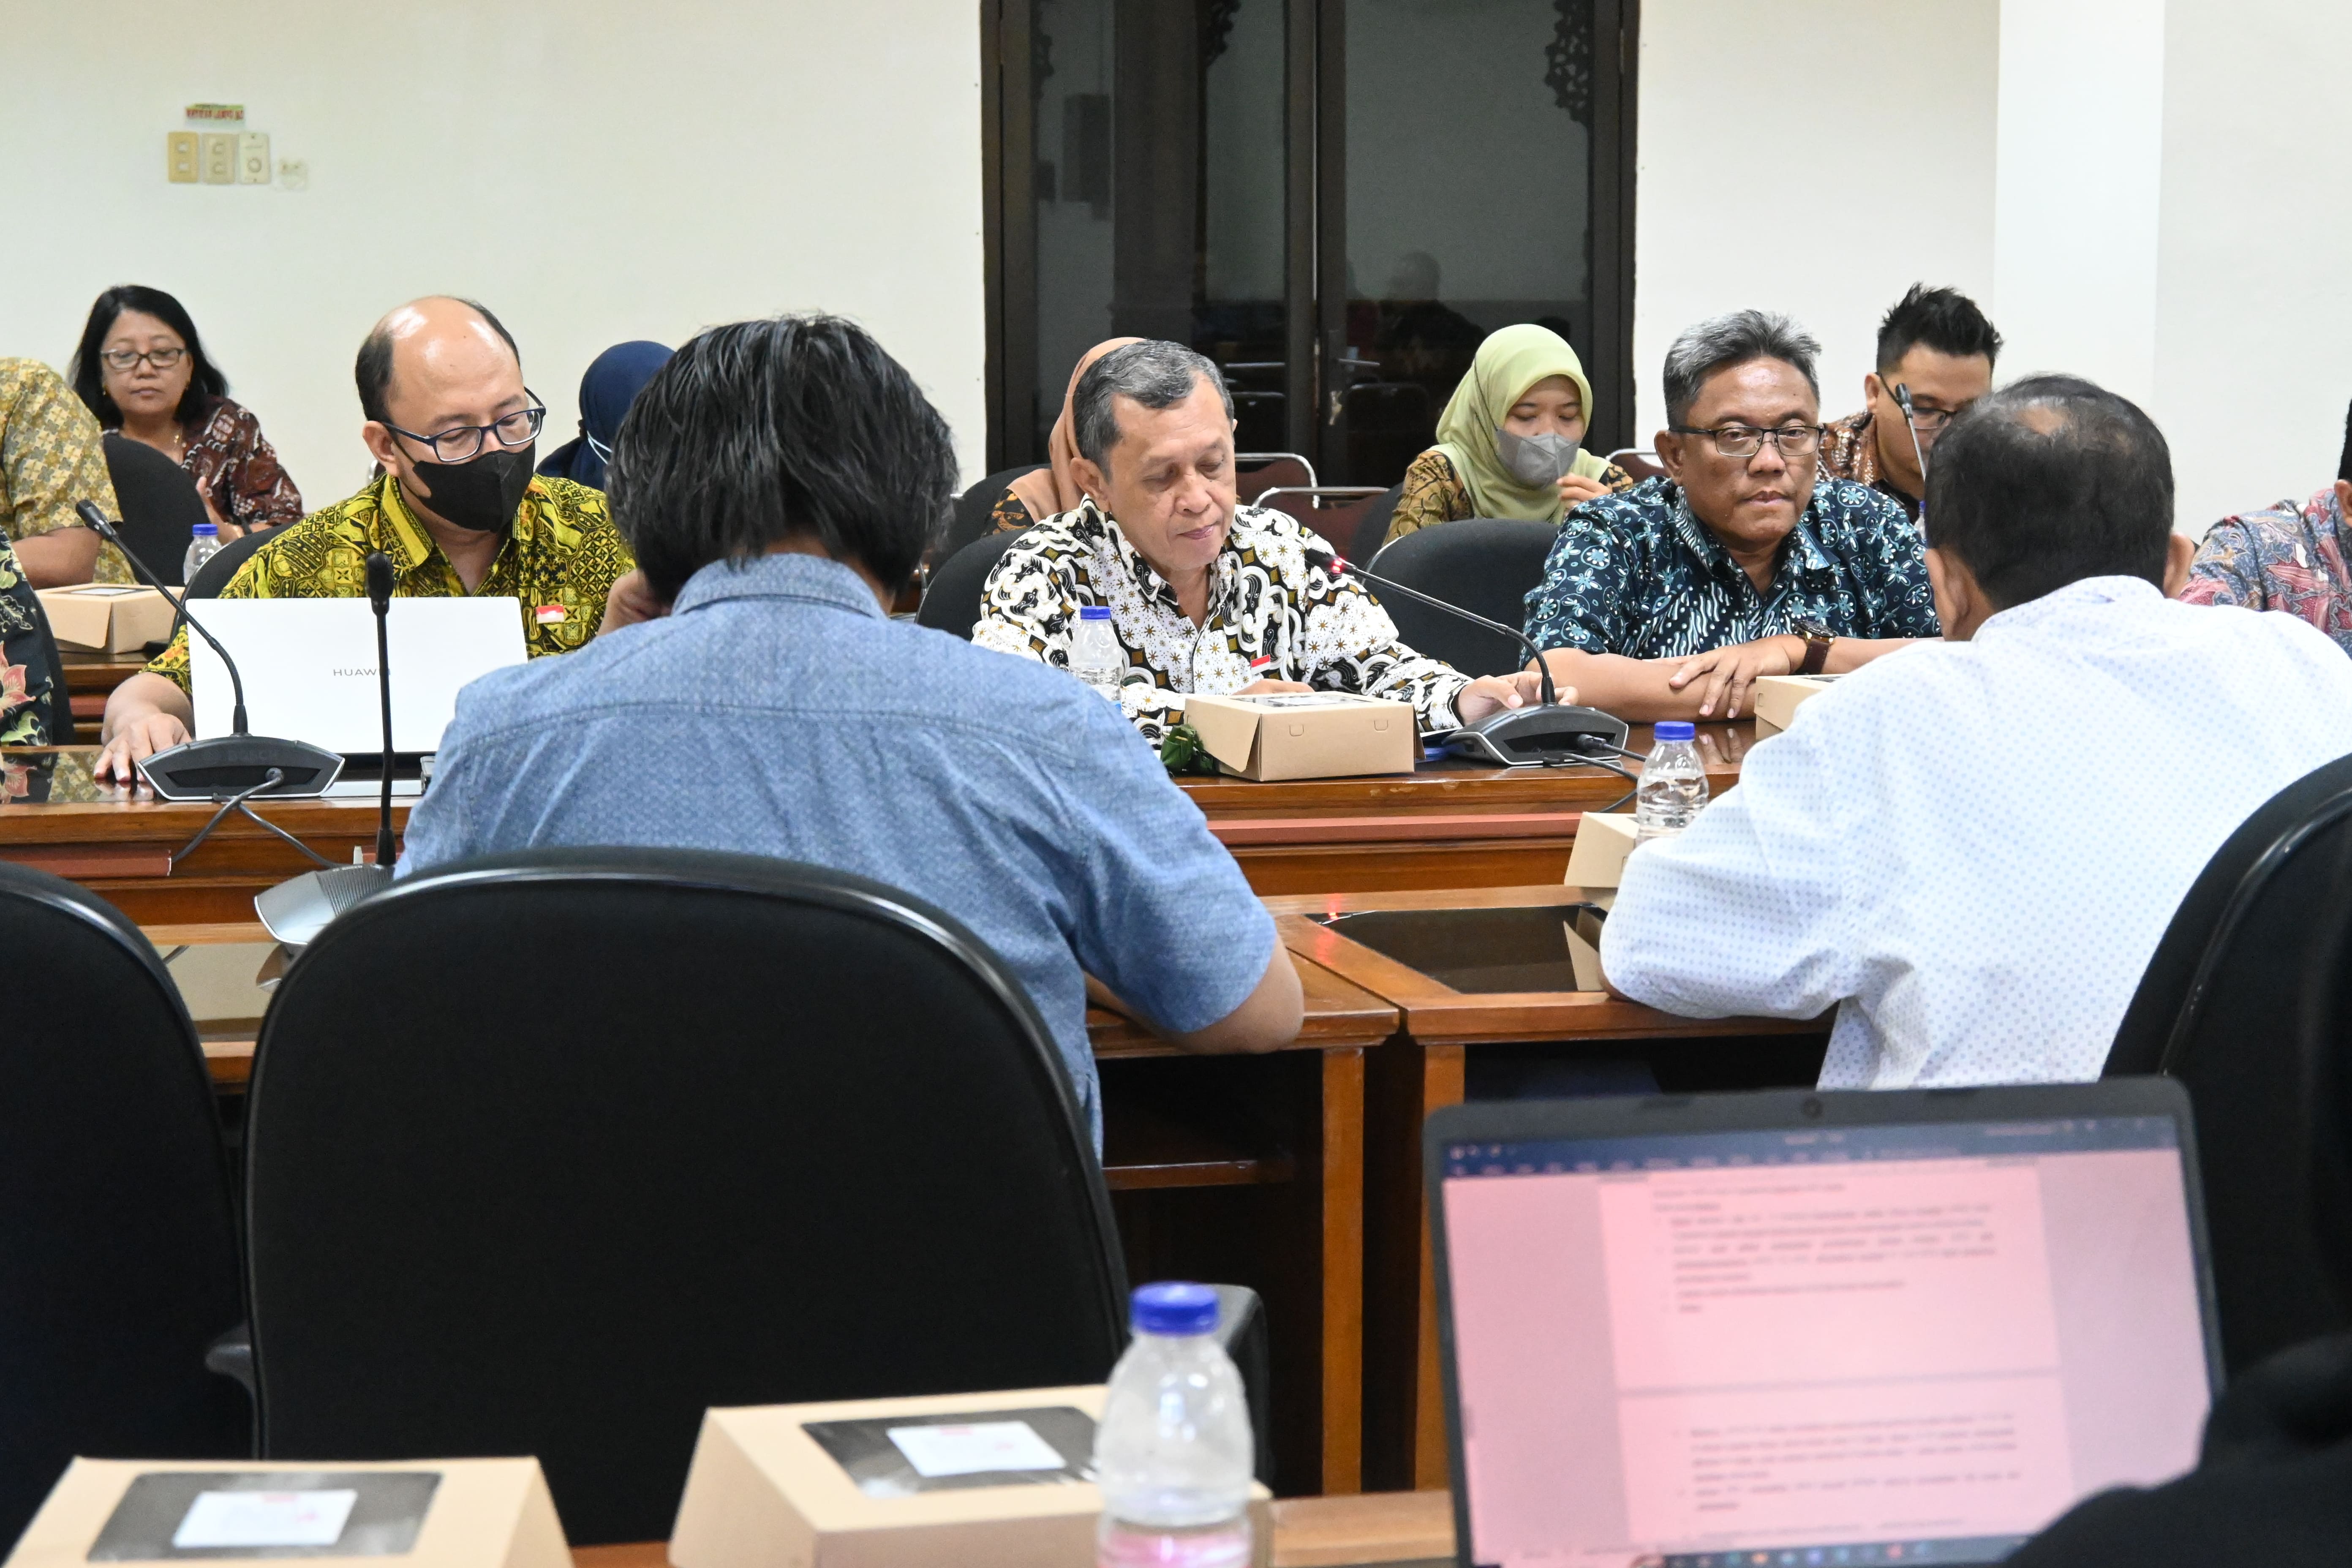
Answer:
[
  {"xmin": 1606, "ymin": 448, "xmax": 1666, "ymax": 482},
  {"xmin": 243, "ymin": 847, "xmax": 1128, "ymax": 1545},
  {"xmin": 1255, "ymin": 486, "xmax": 1384, "ymax": 556},
  {"xmin": 1363, "ymin": 517, "xmax": 1557, "ymax": 677},
  {"xmin": 2104, "ymin": 752, "xmax": 2352, "ymax": 1372},
  {"xmin": 1236, "ymin": 453, "xmax": 1314, "ymax": 503},
  {"xmin": 917, "ymin": 527, "xmax": 1029, "ymax": 640},
  {"xmin": 0, "ymin": 863, "xmax": 249, "ymax": 1542},
  {"xmin": 101, "ymin": 433, "xmax": 210, "ymax": 586},
  {"xmin": 185, "ymin": 526, "xmax": 274, "ymax": 599},
  {"xmin": 940, "ymin": 464, "xmax": 1047, "ymax": 562},
  {"xmin": 1350, "ymin": 481, "xmax": 1407, "ymax": 562}
]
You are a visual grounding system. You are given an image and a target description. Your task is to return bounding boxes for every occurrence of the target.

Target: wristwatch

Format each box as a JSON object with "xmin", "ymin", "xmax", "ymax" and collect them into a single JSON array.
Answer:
[{"xmin": 1792, "ymin": 620, "xmax": 1835, "ymax": 676}]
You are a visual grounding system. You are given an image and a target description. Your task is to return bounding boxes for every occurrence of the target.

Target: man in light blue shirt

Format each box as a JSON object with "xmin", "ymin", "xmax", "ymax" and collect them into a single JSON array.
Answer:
[{"xmin": 398, "ymin": 314, "xmax": 1302, "ymax": 1141}]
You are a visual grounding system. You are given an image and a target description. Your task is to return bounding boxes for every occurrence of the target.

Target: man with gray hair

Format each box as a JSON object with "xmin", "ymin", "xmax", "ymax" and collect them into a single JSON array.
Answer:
[
  {"xmin": 1522, "ymin": 310, "xmax": 1939, "ymax": 721},
  {"xmin": 976, "ymin": 338, "xmax": 1549, "ymax": 746}
]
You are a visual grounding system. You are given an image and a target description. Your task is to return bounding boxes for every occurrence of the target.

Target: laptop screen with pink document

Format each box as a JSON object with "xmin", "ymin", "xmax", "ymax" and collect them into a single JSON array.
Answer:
[{"xmin": 1426, "ymin": 1081, "xmax": 2220, "ymax": 1568}]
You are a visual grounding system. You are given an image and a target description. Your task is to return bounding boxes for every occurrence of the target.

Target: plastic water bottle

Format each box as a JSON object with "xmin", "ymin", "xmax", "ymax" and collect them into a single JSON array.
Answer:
[
  {"xmin": 182, "ymin": 520, "xmax": 221, "ymax": 582},
  {"xmin": 1634, "ymin": 719, "xmax": 1709, "ymax": 842},
  {"xmin": 1094, "ymin": 1282, "xmax": 1253, "ymax": 1568},
  {"xmin": 1071, "ymin": 604, "xmax": 1124, "ymax": 701}
]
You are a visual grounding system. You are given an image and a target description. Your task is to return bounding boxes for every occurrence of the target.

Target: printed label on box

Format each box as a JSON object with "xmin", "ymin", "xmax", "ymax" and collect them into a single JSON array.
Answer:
[
  {"xmin": 885, "ymin": 1422, "xmax": 1067, "ymax": 1479},
  {"xmin": 172, "ymin": 1491, "xmax": 357, "ymax": 1550}
]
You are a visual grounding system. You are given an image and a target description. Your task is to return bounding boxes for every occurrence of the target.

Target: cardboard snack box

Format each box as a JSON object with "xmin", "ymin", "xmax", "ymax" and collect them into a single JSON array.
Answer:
[
  {"xmin": 1751, "ymin": 674, "xmax": 1835, "ymax": 737},
  {"xmin": 1183, "ymin": 691, "xmax": 1415, "ymax": 782},
  {"xmin": 35, "ymin": 585, "xmax": 177, "ymax": 654}
]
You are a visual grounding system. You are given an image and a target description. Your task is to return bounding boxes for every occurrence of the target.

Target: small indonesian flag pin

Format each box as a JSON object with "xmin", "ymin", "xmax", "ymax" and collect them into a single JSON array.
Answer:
[
  {"xmin": 1249, "ymin": 656, "xmax": 1274, "ymax": 672},
  {"xmin": 534, "ymin": 604, "xmax": 567, "ymax": 625}
]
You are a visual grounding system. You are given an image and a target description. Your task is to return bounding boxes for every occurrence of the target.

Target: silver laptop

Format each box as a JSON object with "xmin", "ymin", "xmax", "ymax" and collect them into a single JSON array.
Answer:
[
  {"xmin": 1426, "ymin": 1080, "xmax": 2220, "ymax": 1568},
  {"xmin": 188, "ymin": 598, "xmax": 529, "ymax": 782}
]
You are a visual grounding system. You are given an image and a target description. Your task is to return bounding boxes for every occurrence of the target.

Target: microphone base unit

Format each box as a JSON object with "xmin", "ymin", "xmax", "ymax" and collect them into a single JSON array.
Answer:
[
  {"xmin": 1439, "ymin": 704, "xmax": 1631, "ymax": 767},
  {"xmin": 136, "ymin": 735, "xmax": 346, "ymax": 801},
  {"xmin": 256, "ymin": 862, "xmax": 394, "ymax": 948}
]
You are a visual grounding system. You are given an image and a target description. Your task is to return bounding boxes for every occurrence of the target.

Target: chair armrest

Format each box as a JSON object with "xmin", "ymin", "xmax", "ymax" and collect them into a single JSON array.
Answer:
[
  {"xmin": 205, "ymin": 1323, "xmax": 255, "ymax": 1398},
  {"xmin": 1209, "ymin": 1284, "xmax": 1275, "ymax": 1486}
]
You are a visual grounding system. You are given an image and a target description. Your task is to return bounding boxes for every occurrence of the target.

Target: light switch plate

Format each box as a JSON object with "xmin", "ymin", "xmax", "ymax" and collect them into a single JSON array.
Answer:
[
  {"xmin": 167, "ymin": 131, "xmax": 199, "ymax": 183},
  {"xmin": 237, "ymin": 132, "xmax": 271, "ymax": 184},
  {"xmin": 277, "ymin": 158, "xmax": 309, "ymax": 191},
  {"xmin": 199, "ymin": 133, "xmax": 236, "ymax": 184}
]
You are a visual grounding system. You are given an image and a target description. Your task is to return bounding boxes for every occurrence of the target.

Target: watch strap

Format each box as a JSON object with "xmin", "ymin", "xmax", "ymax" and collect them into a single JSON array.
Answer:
[{"xmin": 1796, "ymin": 626, "xmax": 1833, "ymax": 676}]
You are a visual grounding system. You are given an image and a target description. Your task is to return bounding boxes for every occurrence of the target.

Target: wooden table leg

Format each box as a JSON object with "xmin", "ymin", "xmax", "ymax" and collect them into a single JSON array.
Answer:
[
  {"xmin": 1361, "ymin": 1034, "xmax": 1465, "ymax": 1492},
  {"xmin": 1317, "ymin": 1047, "xmax": 1365, "ymax": 1494}
]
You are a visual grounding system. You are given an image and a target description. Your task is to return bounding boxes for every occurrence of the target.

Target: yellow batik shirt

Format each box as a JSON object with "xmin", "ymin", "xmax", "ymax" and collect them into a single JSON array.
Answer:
[
  {"xmin": 0, "ymin": 357, "xmax": 131, "ymax": 583},
  {"xmin": 146, "ymin": 469, "xmax": 634, "ymax": 693}
]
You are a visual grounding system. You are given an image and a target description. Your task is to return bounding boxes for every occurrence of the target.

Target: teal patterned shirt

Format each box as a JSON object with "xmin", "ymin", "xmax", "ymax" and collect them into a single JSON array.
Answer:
[{"xmin": 1522, "ymin": 475, "xmax": 1940, "ymax": 658}]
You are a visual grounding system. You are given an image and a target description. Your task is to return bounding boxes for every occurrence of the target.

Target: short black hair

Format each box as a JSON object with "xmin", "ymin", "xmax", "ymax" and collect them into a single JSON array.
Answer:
[
  {"xmin": 605, "ymin": 314, "xmax": 957, "ymax": 601},
  {"xmin": 1073, "ymin": 340, "xmax": 1234, "ymax": 471},
  {"xmin": 354, "ymin": 298, "xmax": 520, "ymax": 425},
  {"xmin": 1876, "ymin": 284, "xmax": 2004, "ymax": 376},
  {"xmin": 1924, "ymin": 374, "xmax": 2172, "ymax": 610},
  {"xmin": 2338, "ymin": 397, "xmax": 2351, "ymax": 485},
  {"xmin": 70, "ymin": 285, "xmax": 228, "ymax": 430}
]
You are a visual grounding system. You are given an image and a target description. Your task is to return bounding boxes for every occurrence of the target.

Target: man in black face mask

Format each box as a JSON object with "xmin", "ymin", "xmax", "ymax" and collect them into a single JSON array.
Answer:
[{"xmin": 97, "ymin": 296, "xmax": 636, "ymax": 781}]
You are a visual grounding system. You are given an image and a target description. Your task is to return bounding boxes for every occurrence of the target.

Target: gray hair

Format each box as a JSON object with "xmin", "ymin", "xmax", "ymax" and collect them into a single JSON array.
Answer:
[
  {"xmin": 1072, "ymin": 340, "xmax": 1235, "ymax": 470},
  {"xmin": 1662, "ymin": 310, "xmax": 1821, "ymax": 427}
]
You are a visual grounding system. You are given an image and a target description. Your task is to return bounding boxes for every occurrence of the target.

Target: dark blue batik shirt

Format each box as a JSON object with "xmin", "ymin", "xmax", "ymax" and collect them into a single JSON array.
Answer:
[{"xmin": 1522, "ymin": 476, "xmax": 1940, "ymax": 658}]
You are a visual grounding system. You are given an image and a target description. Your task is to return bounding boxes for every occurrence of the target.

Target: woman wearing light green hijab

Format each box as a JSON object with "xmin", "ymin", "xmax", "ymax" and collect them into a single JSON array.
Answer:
[{"xmin": 1383, "ymin": 323, "xmax": 1633, "ymax": 545}]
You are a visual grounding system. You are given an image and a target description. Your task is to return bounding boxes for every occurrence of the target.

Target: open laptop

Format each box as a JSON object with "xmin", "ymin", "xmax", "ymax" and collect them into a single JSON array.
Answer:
[
  {"xmin": 1426, "ymin": 1081, "xmax": 2220, "ymax": 1568},
  {"xmin": 188, "ymin": 598, "xmax": 529, "ymax": 794}
]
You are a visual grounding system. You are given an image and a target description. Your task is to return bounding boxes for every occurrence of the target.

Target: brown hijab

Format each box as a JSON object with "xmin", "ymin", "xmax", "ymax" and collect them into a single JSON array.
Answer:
[{"xmin": 1007, "ymin": 336, "xmax": 1143, "ymax": 522}]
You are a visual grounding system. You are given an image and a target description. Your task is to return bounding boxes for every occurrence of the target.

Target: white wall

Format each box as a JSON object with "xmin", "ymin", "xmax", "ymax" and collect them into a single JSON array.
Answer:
[
  {"xmin": 1633, "ymin": 0, "xmax": 2001, "ymax": 444},
  {"xmin": 0, "ymin": 0, "xmax": 988, "ymax": 506}
]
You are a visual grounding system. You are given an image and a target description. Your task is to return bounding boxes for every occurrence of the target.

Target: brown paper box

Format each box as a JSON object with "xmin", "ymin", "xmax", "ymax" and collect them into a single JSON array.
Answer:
[
  {"xmin": 5, "ymin": 1457, "xmax": 567, "ymax": 1568},
  {"xmin": 1184, "ymin": 691, "xmax": 1415, "ymax": 782},
  {"xmin": 35, "ymin": 586, "xmax": 177, "ymax": 654},
  {"xmin": 1564, "ymin": 809, "xmax": 1639, "ymax": 890},
  {"xmin": 1751, "ymin": 674, "xmax": 1834, "ymax": 737},
  {"xmin": 670, "ymin": 1386, "xmax": 1272, "ymax": 1568}
]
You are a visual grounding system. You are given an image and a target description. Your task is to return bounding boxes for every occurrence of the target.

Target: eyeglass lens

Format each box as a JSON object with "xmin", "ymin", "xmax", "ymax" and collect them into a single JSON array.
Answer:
[
  {"xmin": 1711, "ymin": 425, "xmax": 1821, "ymax": 457},
  {"xmin": 102, "ymin": 348, "xmax": 185, "ymax": 371}
]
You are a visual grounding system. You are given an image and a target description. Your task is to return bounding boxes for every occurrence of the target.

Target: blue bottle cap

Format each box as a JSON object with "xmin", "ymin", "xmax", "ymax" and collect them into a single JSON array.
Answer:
[
  {"xmin": 1131, "ymin": 1281, "xmax": 1219, "ymax": 1336},
  {"xmin": 1078, "ymin": 605, "xmax": 1112, "ymax": 621},
  {"xmin": 1655, "ymin": 720, "xmax": 1696, "ymax": 741},
  {"xmin": 191, "ymin": 522, "xmax": 218, "ymax": 536}
]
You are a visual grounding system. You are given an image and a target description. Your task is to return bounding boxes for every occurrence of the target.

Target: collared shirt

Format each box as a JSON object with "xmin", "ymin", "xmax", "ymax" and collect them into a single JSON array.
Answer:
[
  {"xmin": 146, "ymin": 469, "xmax": 633, "ymax": 693},
  {"xmin": 0, "ymin": 358, "xmax": 129, "ymax": 583},
  {"xmin": 398, "ymin": 553, "xmax": 1275, "ymax": 1147},
  {"xmin": 0, "ymin": 535, "xmax": 56, "ymax": 744},
  {"xmin": 975, "ymin": 496, "xmax": 1473, "ymax": 746},
  {"xmin": 1601, "ymin": 577, "xmax": 2352, "ymax": 1088},
  {"xmin": 2178, "ymin": 487, "xmax": 2352, "ymax": 655},
  {"xmin": 1816, "ymin": 410, "xmax": 1923, "ymax": 520},
  {"xmin": 1522, "ymin": 475, "xmax": 1938, "ymax": 658}
]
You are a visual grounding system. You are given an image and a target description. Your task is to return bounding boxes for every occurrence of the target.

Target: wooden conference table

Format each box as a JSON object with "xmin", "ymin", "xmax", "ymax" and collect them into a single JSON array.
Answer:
[{"xmin": 0, "ymin": 723, "xmax": 1754, "ymax": 920}]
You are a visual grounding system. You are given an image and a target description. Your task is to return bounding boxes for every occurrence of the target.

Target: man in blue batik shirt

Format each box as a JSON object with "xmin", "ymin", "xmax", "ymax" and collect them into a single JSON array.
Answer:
[
  {"xmin": 1522, "ymin": 310, "xmax": 1941, "ymax": 721},
  {"xmin": 397, "ymin": 313, "xmax": 1303, "ymax": 1148}
]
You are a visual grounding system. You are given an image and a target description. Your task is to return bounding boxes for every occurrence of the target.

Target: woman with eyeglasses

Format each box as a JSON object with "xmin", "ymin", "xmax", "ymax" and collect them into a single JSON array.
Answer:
[{"xmin": 69, "ymin": 284, "xmax": 303, "ymax": 537}]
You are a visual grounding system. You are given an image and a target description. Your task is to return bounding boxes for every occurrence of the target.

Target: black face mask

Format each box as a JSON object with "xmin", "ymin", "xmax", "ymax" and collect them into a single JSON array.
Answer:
[{"xmin": 408, "ymin": 443, "xmax": 536, "ymax": 535}]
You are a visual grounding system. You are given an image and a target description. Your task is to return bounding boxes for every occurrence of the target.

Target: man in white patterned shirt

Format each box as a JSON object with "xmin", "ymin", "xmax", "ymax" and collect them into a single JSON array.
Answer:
[
  {"xmin": 975, "ymin": 340, "xmax": 1549, "ymax": 747},
  {"xmin": 1601, "ymin": 374, "xmax": 2352, "ymax": 1088}
]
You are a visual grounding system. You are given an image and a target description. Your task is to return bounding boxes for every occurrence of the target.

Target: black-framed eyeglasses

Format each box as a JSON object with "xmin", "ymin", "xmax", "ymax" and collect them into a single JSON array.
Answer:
[
  {"xmin": 100, "ymin": 347, "xmax": 186, "ymax": 373},
  {"xmin": 384, "ymin": 392, "xmax": 547, "ymax": 463},
  {"xmin": 1670, "ymin": 423, "xmax": 1824, "ymax": 458},
  {"xmin": 1885, "ymin": 385, "xmax": 1958, "ymax": 431}
]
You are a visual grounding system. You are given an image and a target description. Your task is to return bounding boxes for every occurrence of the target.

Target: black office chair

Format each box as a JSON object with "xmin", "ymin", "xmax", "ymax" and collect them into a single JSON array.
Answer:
[
  {"xmin": 1363, "ymin": 517, "xmax": 1556, "ymax": 677},
  {"xmin": 940, "ymin": 464, "xmax": 1047, "ymax": 561},
  {"xmin": 0, "ymin": 863, "xmax": 250, "ymax": 1544},
  {"xmin": 2104, "ymin": 753, "xmax": 2352, "ymax": 1372},
  {"xmin": 917, "ymin": 528, "xmax": 1028, "ymax": 640},
  {"xmin": 242, "ymin": 849, "xmax": 1136, "ymax": 1544},
  {"xmin": 185, "ymin": 526, "xmax": 273, "ymax": 599},
  {"xmin": 101, "ymin": 433, "xmax": 210, "ymax": 585},
  {"xmin": 1350, "ymin": 481, "xmax": 1406, "ymax": 562}
]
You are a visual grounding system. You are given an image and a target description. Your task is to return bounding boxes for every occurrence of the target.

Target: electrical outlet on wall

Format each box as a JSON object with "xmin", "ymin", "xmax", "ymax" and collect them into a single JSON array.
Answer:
[
  {"xmin": 199, "ymin": 133, "xmax": 236, "ymax": 184},
  {"xmin": 237, "ymin": 132, "xmax": 271, "ymax": 184},
  {"xmin": 277, "ymin": 158, "xmax": 309, "ymax": 191},
  {"xmin": 167, "ymin": 132, "xmax": 199, "ymax": 182}
]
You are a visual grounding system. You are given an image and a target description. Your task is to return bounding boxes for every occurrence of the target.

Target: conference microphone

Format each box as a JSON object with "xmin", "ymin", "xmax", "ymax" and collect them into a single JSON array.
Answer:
[
  {"xmin": 254, "ymin": 551, "xmax": 400, "ymax": 946},
  {"xmin": 1328, "ymin": 555, "xmax": 1631, "ymax": 765},
  {"xmin": 1891, "ymin": 384, "xmax": 1931, "ymax": 495},
  {"xmin": 74, "ymin": 500, "xmax": 341, "ymax": 801}
]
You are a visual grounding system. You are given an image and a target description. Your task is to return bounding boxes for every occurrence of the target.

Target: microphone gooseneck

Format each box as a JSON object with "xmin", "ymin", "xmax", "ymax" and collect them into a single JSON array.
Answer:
[
  {"xmin": 75, "ymin": 499, "xmax": 251, "ymax": 736},
  {"xmin": 365, "ymin": 551, "xmax": 398, "ymax": 869},
  {"xmin": 1889, "ymin": 383, "xmax": 1931, "ymax": 496},
  {"xmin": 1330, "ymin": 555, "xmax": 1560, "ymax": 709}
]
